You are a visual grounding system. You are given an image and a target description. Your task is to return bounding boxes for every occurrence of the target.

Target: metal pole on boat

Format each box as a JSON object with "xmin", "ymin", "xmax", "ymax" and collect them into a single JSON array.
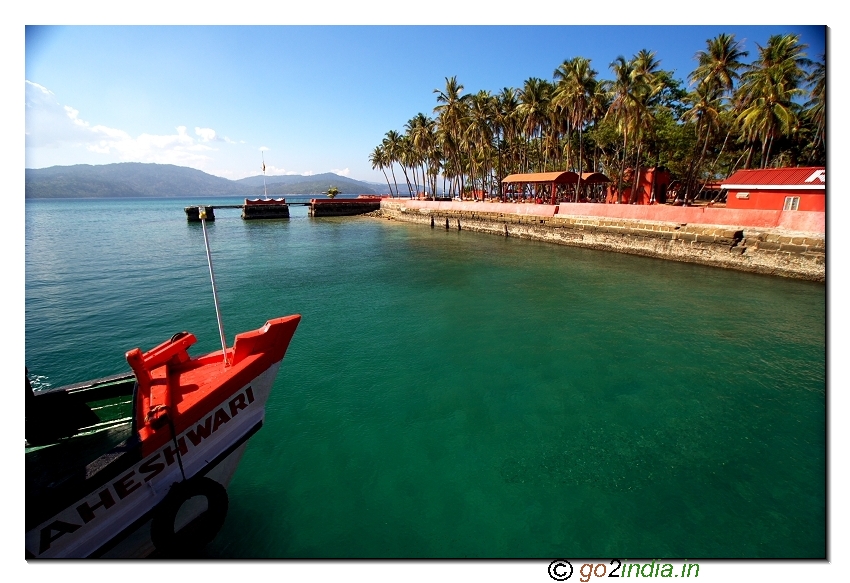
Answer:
[{"xmin": 198, "ymin": 207, "xmax": 229, "ymax": 367}]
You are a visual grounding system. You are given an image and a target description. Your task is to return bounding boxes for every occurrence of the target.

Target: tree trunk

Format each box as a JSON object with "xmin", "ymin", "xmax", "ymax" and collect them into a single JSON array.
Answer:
[{"xmin": 382, "ymin": 169, "xmax": 393, "ymax": 197}]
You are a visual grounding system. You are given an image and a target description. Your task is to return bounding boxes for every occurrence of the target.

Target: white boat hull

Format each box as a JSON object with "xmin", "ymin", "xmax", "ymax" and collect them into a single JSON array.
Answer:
[{"xmin": 26, "ymin": 362, "xmax": 281, "ymax": 559}]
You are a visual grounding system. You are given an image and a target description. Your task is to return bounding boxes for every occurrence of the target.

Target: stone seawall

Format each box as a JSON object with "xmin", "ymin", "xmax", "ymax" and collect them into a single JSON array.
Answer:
[{"xmin": 378, "ymin": 201, "xmax": 825, "ymax": 282}]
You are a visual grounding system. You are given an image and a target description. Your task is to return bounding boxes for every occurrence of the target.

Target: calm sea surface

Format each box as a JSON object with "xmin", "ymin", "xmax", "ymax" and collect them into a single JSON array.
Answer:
[{"xmin": 25, "ymin": 197, "xmax": 825, "ymax": 558}]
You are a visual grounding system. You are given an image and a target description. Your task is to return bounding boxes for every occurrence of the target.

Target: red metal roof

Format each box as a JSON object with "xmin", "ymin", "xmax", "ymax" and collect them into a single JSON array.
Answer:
[
  {"xmin": 722, "ymin": 167, "xmax": 825, "ymax": 188},
  {"xmin": 580, "ymin": 172, "xmax": 611, "ymax": 183},
  {"xmin": 502, "ymin": 171, "xmax": 580, "ymax": 184}
]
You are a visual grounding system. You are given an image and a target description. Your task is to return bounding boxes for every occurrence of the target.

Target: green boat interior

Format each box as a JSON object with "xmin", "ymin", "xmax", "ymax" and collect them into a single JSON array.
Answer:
[{"xmin": 26, "ymin": 370, "xmax": 142, "ymax": 531}]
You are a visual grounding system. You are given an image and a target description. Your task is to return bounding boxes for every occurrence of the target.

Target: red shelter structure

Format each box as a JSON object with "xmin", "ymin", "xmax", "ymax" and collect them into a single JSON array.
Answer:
[
  {"xmin": 605, "ymin": 167, "xmax": 672, "ymax": 204},
  {"xmin": 501, "ymin": 171, "xmax": 610, "ymax": 204},
  {"xmin": 722, "ymin": 167, "xmax": 825, "ymax": 211}
]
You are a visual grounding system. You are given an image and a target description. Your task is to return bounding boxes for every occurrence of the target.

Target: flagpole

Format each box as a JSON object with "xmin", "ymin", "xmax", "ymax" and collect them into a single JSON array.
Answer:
[{"xmin": 262, "ymin": 152, "xmax": 268, "ymax": 200}]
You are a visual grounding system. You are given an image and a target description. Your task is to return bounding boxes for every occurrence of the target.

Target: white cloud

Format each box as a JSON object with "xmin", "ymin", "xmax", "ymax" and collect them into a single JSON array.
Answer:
[
  {"xmin": 263, "ymin": 165, "xmax": 306, "ymax": 176},
  {"xmin": 331, "ymin": 167, "xmax": 351, "ymax": 177},
  {"xmin": 194, "ymin": 127, "xmax": 236, "ymax": 144},
  {"xmin": 195, "ymin": 127, "xmax": 218, "ymax": 142},
  {"xmin": 26, "ymin": 81, "xmax": 97, "ymax": 148},
  {"xmin": 26, "ymin": 80, "xmax": 231, "ymax": 169},
  {"xmin": 259, "ymin": 146, "xmax": 269, "ymax": 152}
]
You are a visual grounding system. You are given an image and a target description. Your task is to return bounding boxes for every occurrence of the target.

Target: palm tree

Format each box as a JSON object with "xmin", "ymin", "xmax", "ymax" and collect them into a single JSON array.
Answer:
[
  {"xmin": 691, "ymin": 33, "xmax": 748, "ymax": 98},
  {"xmin": 434, "ymin": 76, "xmax": 470, "ymax": 197},
  {"xmin": 681, "ymin": 82, "xmax": 723, "ymax": 200},
  {"xmin": 736, "ymin": 34, "xmax": 811, "ymax": 168},
  {"xmin": 805, "ymin": 53, "xmax": 825, "ymax": 154},
  {"xmin": 606, "ymin": 55, "xmax": 639, "ymax": 201},
  {"xmin": 495, "ymin": 87, "xmax": 519, "ymax": 188},
  {"xmin": 406, "ymin": 113, "xmax": 434, "ymax": 197},
  {"xmin": 553, "ymin": 56, "xmax": 599, "ymax": 180},
  {"xmin": 369, "ymin": 145, "xmax": 392, "ymax": 196},
  {"xmin": 517, "ymin": 77, "xmax": 552, "ymax": 173},
  {"xmin": 382, "ymin": 130, "xmax": 403, "ymax": 196},
  {"xmin": 397, "ymin": 134, "xmax": 416, "ymax": 198},
  {"xmin": 625, "ymin": 49, "xmax": 663, "ymax": 202},
  {"xmin": 467, "ymin": 90, "xmax": 495, "ymax": 199},
  {"xmin": 684, "ymin": 34, "xmax": 748, "ymax": 200}
]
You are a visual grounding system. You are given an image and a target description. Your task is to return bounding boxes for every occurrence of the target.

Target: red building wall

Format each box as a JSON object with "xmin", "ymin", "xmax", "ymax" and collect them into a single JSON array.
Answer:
[
  {"xmin": 605, "ymin": 168, "xmax": 671, "ymax": 204},
  {"xmin": 726, "ymin": 189, "xmax": 825, "ymax": 211}
]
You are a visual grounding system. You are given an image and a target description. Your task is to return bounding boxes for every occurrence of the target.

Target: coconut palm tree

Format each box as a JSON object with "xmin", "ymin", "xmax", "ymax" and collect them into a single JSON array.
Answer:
[
  {"xmin": 684, "ymin": 33, "xmax": 748, "ymax": 200},
  {"xmin": 467, "ymin": 90, "xmax": 495, "ymax": 198},
  {"xmin": 691, "ymin": 33, "xmax": 748, "ymax": 99},
  {"xmin": 681, "ymin": 82, "xmax": 724, "ymax": 200},
  {"xmin": 434, "ymin": 76, "xmax": 470, "ymax": 196},
  {"xmin": 606, "ymin": 55, "xmax": 640, "ymax": 200},
  {"xmin": 495, "ymin": 87, "xmax": 520, "ymax": 186},
  {"xmin": 382, "ymin": 130, "xmax": 404, "ymax": 196},
  {"xmin": 736, "ymin": 34, "xmax": 811, "ymax": 168},
  {"xmin": 397, "ymin": 134, "xmax": 417, "ymax": 198},
  {"xmin": 805, "ymin": 53, "xmax": 825, "ymax": 154},
  {"xmin": 406, "ymin": 113, "xmax": 434, "ymax": 197},
  {"xmin": 369, "ymin": 145, "xmax": 394, "ymax": 197},
  {"xmin": 553, "ymin": 56, "xmax": 599, "ymax": 178},
  {"xmin": 624, "ymin": 49, "xmax": 664, "ymax": 201},
  {"xmin": 517, "ymin": 77, "xmax": 552, "ymax": 173}
]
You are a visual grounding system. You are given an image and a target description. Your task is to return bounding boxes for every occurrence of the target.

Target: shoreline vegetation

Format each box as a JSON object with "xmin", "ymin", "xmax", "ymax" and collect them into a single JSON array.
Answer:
[{"xmin": 368, "ymin": 33, "xmax": 824, "ymax": 203}]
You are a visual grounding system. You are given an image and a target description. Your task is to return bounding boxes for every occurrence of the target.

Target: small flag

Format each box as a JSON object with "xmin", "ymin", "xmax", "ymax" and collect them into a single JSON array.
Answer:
[{"xmin": 263, "ymin": 162, "xmax": 266, "ymax": 172}]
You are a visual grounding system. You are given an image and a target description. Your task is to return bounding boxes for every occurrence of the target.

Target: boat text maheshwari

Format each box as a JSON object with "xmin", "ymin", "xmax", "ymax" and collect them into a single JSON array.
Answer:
[{"xmin": 26, "ymin": 314, "xmax": 300, "ymax": 558}]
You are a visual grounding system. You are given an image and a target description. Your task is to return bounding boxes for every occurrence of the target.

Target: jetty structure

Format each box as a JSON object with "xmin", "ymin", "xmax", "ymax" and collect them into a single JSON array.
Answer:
[
  {"xmin": 242, "ymin": 197, "xmax": 290, "ymax": 219},
  {"xmin": 376, "ymin": 167, "xmax": 826, "ymax": 282},
  {"xmin": 184, "ymin": 196, "xmax": 382, "ymax": 222},
  {"xmin": 242, "ymin": 153, "xmax": 290, "ymax": 219},
  {"xmin": 309, "ymin": 196, "xmax": 382, "ymax": 217}
]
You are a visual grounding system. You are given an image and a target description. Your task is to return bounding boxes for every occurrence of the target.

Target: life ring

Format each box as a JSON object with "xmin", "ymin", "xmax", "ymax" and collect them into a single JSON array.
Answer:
[{"xmin": 150, "ymin": 476, "xmax": 229, "ymax": 556}]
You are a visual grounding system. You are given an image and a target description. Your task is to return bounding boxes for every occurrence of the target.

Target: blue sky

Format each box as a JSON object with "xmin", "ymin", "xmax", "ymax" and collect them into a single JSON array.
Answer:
[{"xmin": 24, "ymin": 22, "xmax": 825, "ymax": 184}]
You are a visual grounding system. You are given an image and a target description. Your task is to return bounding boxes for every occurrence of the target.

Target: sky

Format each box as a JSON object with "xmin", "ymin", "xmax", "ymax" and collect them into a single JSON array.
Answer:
[{"xmin": 23, "ymin": 21, "xmax": 826, "ymax": 184}]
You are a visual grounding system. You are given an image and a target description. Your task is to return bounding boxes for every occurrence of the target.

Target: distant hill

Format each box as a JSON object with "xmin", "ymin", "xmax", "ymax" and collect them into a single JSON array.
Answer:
[
  {"xmin": 237, "ymin": 172, "xmax": 378, "ymax": 195},
  {"xmin": 25, "ymin": 163, "xmax": 378, "ymax": 198},
  {"xmin": 25, "ymin": 163, "xmax": 254, "ymax": 199},
  {"xmin": 363, "ymin": 180, "xmax": 445, "ymax": 196}
]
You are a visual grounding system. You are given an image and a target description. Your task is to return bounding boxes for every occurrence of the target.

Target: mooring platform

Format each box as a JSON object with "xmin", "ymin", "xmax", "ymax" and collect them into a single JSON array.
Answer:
[{"xmin": 185, "ymin": 196, "xmax": 383, "ymax": 221}]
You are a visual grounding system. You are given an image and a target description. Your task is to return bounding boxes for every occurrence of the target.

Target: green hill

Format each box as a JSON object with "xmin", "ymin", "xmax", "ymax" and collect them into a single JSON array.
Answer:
[
  {"xmin": 24, "ymin": 163, "xmax": 377, "ymax": 198},
  {"xmin": 238, "ymin": 172, "xmax": 378, "ymax": 195}
]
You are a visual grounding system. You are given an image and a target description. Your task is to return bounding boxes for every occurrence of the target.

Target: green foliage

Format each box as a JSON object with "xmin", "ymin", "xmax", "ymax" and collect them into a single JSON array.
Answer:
[{"xmin": 372, "ymin": 32, "xmax": 824, "ymax": 196}]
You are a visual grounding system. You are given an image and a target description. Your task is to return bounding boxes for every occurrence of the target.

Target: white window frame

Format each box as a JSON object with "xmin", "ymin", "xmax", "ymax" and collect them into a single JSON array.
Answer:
[{"xmin": 783, "ymin": 196, "xmax": 800, "ymax": 211}]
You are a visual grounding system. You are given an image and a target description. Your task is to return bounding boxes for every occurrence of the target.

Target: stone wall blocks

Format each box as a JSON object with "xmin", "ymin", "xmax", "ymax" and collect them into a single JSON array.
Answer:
[
  {"xmin": 378, "ymin": 207, "xmax": 823, "ymax": 280},
  {"xmin": 779, "ymin": 243, "xmax": 809, "ymax": 253},
  {"xmin": 756, "ymin": 241, "xmax": 781, "ymax": 251}
]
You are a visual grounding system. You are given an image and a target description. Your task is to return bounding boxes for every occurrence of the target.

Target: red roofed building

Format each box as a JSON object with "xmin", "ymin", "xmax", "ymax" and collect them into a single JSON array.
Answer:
[{"xmin": 722, "ymin": 167, "xmax": 825, "ymax": 211}]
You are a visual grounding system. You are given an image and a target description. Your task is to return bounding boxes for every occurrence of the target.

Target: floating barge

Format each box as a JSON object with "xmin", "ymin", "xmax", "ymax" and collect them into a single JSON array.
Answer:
[
  {"xmin": 308, "ymin": 196, "xmax": 382, "ymax": 217},
  {"xmin": 241, "ymin": 198, "xmax": 290, "ymax": 220}
]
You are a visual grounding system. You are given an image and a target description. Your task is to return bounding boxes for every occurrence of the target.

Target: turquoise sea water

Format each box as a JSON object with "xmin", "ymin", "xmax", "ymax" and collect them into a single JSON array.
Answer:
[{"xmin": 25, "ymin": 197, "xmax": 825, "ymax": 559}]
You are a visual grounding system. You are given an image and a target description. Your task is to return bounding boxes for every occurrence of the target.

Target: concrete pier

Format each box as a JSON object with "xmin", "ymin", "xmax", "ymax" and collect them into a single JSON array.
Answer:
[
  {"xmin": 309, "ymin": 198, "xmax": 381, "ymax": 217},
  {"xmin": 378, "ymin": 199, "xmax": 825, "ymax": 282}
]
